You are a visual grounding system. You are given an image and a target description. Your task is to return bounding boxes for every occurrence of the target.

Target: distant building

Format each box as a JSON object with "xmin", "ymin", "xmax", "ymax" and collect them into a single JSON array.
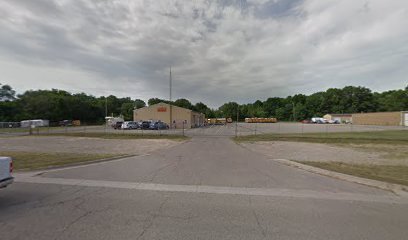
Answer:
[
  {"xmin": 352, "ymin": 111, "xmax": 408, "ymax": 126},
  {"xmin": 133, "ymin": 102, "xmax": 205, "ymax": 129},
  {"xmin": 323, "ymin": 114, "xmax": 352, "ymax": 123}
]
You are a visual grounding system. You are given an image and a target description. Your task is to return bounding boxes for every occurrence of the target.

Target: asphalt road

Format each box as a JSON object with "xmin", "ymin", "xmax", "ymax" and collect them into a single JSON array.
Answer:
[{"xmin": 1, "ymin": 137, "xmax": 408, "ymax": 240}]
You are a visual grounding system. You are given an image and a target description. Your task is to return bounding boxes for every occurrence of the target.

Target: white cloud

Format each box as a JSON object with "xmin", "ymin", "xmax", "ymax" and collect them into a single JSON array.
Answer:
[{"xmin": 0, "ymin": 0, "xmax": 407, "ymax": 107}]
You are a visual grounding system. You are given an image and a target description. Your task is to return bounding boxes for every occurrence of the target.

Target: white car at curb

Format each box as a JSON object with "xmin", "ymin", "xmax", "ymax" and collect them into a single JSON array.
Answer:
[{"xmin": 0, "ymin": 156, "xmax": 14, "ymax": 188}]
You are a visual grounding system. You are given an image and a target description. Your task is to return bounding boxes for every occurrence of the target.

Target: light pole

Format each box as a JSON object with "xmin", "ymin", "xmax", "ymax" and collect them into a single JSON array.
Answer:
[
  {"xmin": 235, "ymin": 106, "xmax": 239, "ymax": 137},
  {"xmin": 169, "ymin": 67, "xmax": 172, "ymax": 129},
  {"xmin": 105, "ymin": 97, "xmax": 108, "ymax": 133}
]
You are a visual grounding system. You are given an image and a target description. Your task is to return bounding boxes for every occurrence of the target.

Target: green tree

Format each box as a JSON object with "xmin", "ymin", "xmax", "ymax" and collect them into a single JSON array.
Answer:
[
  {"xmin": 174, "ymin": 98, "xmax": 193, "ymax": 110},
  {"xmin": 340, "ymin": 86, "xmax": 377, "ymax": 113},
  {"xmin": 194, "ymin": 102, "xmax": 208, "ymax": 113},
  {"xmin": 0, "ymin": 84, "xmax": 16, "ymax": 101},
  {"xmin": 219, "ymin": 102, "xmax": 239, "ymax": 119},
  {"xmin": 375, "ymin": 90, "xmax": 408, "ymax": 111},
  {"xmin": 263, "ymin": 97, "xmax": 283, "ymax": 117},
  {"xmin": 134, "ymin": 99, "xmax": 146, "ymax": 109},
  {"xmin": 121, "ymin": 102, "xmax": 135, "ymax": 120},
  {"xmin": 148, "ymin": 98, "xmax": 168, "ymax": 106}
]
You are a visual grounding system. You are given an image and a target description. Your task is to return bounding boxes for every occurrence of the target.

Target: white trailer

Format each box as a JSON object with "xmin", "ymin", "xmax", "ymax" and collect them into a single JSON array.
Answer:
[{"xmin": 20, "ymin": 119, "xmax": 50, "ymax": 128}]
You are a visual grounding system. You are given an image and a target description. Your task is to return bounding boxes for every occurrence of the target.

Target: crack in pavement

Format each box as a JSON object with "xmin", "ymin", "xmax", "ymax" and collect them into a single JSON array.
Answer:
[
  {"xmin": 135, "ymin": 195, "xmax": 171, "ymax": 240},
  {"xmin": 248, "ymin": 196, "xmax": 267, "ymax": 238},
  {"xmin": 54, "ymin": 204, "xmax": 112, "ymax": 240},
  {"xmin": 147, "ymin": 155, "xmax": 183, "ymax": 183}
]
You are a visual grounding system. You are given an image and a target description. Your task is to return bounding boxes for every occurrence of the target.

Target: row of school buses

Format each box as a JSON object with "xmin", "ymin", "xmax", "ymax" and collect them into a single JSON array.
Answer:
[{"xmin": 206, "ymin": 117, "xmax": 277, "ymax": 125}]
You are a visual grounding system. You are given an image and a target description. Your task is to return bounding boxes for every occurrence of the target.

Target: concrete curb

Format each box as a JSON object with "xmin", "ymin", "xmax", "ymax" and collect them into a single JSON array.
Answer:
[{"xmin": 271, "ymin": 158, "xmax": 408, "ymax": 197}]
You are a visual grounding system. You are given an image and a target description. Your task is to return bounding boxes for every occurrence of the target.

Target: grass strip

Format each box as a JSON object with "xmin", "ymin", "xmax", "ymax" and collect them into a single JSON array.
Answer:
[
  {"xmin": 36, "ymin": 132, "xmax": 188, "ymax": 140},
  {"xmin": 235, "ymin": 130, "xmax": 408, "ymax": 144},
  {"xmin": 0, "ymin": 151, "xmax": 120, "ymax": 171},
  {"xmin": 299, "ymin": 161, "xmax": 408, "ymax": 186}
]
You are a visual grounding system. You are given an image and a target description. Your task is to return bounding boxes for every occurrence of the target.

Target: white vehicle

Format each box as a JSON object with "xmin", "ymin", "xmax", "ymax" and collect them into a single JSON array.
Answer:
[
  {"xmin": 121, "ymin": 121, "xmax": 138, "ymax": 129},
  {"xmin": 311, "ymin": 117, "xmax": 327, "ymax": 124},
  {"xmin": 0, "ymin": 156, "xmax": 13, "ymax": 188},
  {"xmin": 21, "ymin": 119, "xmax": 50, "ymax": 128},
  {"xmin": 105, "ymin": 116, "xmax": 124, "ymax": 126}
]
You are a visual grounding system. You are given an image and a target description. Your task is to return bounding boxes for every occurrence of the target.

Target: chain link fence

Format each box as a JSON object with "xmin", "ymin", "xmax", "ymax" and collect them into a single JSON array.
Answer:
[{"xmin": 1, "ymin": 121, "xmax": 406, "ymax": 138}]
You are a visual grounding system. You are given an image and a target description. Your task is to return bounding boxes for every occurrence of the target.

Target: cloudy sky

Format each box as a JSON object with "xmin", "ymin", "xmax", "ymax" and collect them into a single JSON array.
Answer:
[{"xmin": 0, "ymin": 0, "xmax": 407, "ymax": 107}]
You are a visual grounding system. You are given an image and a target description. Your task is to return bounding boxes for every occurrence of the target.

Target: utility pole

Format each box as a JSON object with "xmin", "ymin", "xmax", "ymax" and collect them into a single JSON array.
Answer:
[
  {"xmin": 169, "ymin": 67, "xmax": 173, "ymax": 129},
  {"xmin": 105, "ymin": 98, "xmax": 108, "ymax": 119},
  {"xmin": 235, "ymin": 106, "xmax": 239, "ymax": 137},
  {"xmin": 105, "ymin": 97, "xmax": 108, "ymax": 133}
]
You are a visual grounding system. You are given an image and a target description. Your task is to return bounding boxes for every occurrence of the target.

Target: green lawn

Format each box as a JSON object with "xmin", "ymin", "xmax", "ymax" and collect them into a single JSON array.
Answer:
[
  {"xmin": 235, "ymin": 130, "xmax": 408, "ymax": 144},
  {"xmin": 37, "ymin": 132, "xmax": 188, "ymax": 140},
  {"xmin": 300, "ymin": 161, "xmax": 408, "ymax": 186},
  {"xmin": 0, "ymin": 126, "xmax": 96, "ymax": 133},
  {"xmin": 1, "ymin": 151, "xmax": 121, "ymax": 171}
]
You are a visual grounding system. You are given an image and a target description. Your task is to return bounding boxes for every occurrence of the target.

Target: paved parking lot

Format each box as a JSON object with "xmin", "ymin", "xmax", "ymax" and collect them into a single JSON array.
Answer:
[{"xmin": 1, "ymin": 136, "xmax": 408, "ymax": 240}]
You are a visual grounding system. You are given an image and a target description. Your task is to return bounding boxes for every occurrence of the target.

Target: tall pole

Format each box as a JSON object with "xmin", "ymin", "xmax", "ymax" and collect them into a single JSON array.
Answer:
[
  {"xmin": 235, "ymin": 106, "xmax": 239, "ymax": 137},
  {"xmin": 169, "ymin": 67, "xmax": 173, "ymax": 129},
  {"xmin": 105, "ymin": 97, "xmax": 107, "ymax": 133},
  {"xmin": 105, "ymin": 98, "xmax": 107, "ymax": 118}
]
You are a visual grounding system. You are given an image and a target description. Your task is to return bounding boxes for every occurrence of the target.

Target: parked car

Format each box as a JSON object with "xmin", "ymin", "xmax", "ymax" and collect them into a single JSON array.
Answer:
[
  {"xmin": 149, "ymin": 121, "xmax": 169, "ymax": 130},
  {"xmin": 0, "ymin": 156, "xmax": 13, "ymax": 189},
  {"xmin": 121, "ymin": 121, "xmax": 138, "ymax": 129},
  {"xmin": 59, "ymin": 120, "xmax": 72, "ymax": 126},
  {"xmin": 112, "ymin": 121, "xmax": 123, "ymax": 129},
  {"xmin": 328, "ymin": 120, "xmax": 340, "ymax": 124},
  {"xmin": 301, "ymin": 119, "xmax": 312, "ymax": 124},
  {"xmin": 140, "ymin": 121, "xmax": 151, "ymax": 129},
  {"xmin": 311, "ymin": 118, "xmax": 327, "ymax": 124}
]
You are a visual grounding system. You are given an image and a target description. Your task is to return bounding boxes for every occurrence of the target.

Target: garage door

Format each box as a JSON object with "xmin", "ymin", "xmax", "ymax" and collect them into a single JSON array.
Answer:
[{"xmin": 405, "ymin": 113, "xmax": 408, "ymax": 126}]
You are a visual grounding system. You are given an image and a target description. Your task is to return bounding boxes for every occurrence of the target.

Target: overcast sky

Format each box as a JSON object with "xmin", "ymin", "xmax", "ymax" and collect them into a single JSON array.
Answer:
[{"xmin": 0, "ymin": 0, "xmax": 407, "ymax": 107}]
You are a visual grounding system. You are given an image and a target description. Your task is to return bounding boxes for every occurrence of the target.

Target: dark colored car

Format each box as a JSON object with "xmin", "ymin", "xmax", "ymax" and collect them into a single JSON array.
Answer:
[
  {"xmin": 140, "ymin": 121, "xmax": 151, "ymax": 129},
  {"xmin": 149, "ymin": 121, "xmax": 169, "ymax": 130},
  {"xmin": 112, "ymin": 121, "xmax": 123, "ymax": 129},
  {"xmin": 59, "ymin": 120, "xmax": 72, "ymax": 126}
]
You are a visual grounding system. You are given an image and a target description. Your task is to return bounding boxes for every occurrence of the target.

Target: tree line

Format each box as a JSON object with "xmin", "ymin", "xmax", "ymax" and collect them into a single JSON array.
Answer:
[{"xmin": 0, "ymin": 83, "xmax": 407, "ymax": 124}]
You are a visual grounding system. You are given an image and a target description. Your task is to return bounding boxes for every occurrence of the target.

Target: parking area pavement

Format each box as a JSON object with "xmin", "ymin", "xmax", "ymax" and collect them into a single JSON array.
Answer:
[
  {"xmin": 1, "ymin": 135, "xmax": 408, "ymax": 239},
  {"xmin": 2, "ymin": 182, "xmax": 407, "ymax": 240},
  {"xmin": 39, "ymin": 137, "xmax": 388, "ymax": 193}
]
